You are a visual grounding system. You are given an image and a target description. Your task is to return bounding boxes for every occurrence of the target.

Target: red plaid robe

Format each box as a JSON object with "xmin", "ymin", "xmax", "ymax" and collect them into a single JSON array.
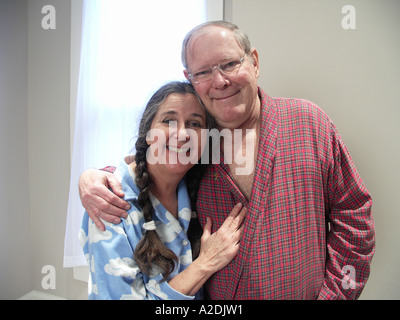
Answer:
[{"xmin": 196, "ymin": 88, "xmax": 375, "ymax": 299}]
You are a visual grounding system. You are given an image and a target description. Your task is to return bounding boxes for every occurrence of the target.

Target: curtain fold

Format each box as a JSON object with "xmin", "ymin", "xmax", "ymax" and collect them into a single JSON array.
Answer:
[{"xmin": 64, "ymin": 0, "xmax": 207, "ymax": 267}]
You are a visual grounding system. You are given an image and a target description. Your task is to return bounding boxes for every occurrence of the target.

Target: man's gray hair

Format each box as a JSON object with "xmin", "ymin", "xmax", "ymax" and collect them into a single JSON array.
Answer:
[{"xmin": 181, "ymin": 21, "xmax": 252, "ymax": 70}]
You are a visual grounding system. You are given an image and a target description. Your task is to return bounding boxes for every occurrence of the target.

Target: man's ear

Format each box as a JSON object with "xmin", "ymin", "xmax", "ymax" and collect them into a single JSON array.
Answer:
[
  {"xmin": 250, "ymin": 48, "xmax": 260, "ymax": 78},
  {"xmin": 183, "ymin": 69, "xmax": 190, "ymax": 81}
]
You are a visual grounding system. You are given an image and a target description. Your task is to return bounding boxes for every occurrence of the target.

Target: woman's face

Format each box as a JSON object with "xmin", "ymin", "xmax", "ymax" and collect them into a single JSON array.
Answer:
[{"xmin": 146, "ymin": 93, "xmax": 208, "ymax": 175}]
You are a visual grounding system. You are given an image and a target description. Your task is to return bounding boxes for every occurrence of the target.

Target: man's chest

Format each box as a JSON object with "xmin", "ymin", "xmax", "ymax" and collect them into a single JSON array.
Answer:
[{"xmin": 227, "ymin": 163, "xmax": 254, "ymax": 201}]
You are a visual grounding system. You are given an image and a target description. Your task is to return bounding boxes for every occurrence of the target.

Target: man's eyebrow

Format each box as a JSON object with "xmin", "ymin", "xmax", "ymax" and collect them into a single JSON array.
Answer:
[
  {"xmin": 194, "ymin": 64, "xmax": 211, "ymax": 72},
  {"xmin": 194, "ymin": 57, "xmax": 235, "ymax": 71}
]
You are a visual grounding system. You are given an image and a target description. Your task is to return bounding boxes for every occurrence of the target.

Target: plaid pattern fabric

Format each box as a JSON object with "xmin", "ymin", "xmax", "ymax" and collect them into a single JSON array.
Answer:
[
  {"xmin": 102, "ymin": 166, "xmax": 117, "ymax": 173},
  {"xmin": 196, "ymin": 88, "xmax": 375, "ymax": 299}
]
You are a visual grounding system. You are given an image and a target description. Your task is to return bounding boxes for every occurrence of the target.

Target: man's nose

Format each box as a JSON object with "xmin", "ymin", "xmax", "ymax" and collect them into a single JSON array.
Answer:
[{"xmin": 211, "ymin": 68, "xmax": 230, "ymax": 88}]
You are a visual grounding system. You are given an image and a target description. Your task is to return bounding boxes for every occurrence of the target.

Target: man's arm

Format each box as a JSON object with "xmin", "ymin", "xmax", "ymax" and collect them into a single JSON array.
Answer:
[
  {"xmin": 79, "ymin": 168, "xmax": 130, "ymax": 231},
  {"xmin": 318, "ymin": 124, "xmax": 375, "ymax": 299}
]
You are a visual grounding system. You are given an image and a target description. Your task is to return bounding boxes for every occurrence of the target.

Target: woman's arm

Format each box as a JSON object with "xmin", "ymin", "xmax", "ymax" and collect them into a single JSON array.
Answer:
[
  {"xmin": 80, "ymin": 204, "xmax": 246, "ymax": 300},
  {"xmin": 82, "ymin": 209, "xmax": 195, "ymax": 300},
  {"xmin": 81, "ymin": 212, "xmax": 146, "ymax": 299},
  {"xmin": 81, "ymin": 202, "xmax": 246, "ymax": 299}
]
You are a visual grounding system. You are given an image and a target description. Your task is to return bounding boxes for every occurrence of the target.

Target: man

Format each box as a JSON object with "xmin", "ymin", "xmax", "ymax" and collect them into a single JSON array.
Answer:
[{"xmin": 79, "ymin": 21, "xmax": 375, "ymax": 299}]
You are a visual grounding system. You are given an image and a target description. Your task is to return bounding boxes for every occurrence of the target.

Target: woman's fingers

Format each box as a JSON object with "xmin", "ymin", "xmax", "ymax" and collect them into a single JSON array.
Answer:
[
  {"xmin": 235, "ymin": 206, "xmax": 247, "ymax": 228},
  {"xmin": 197, "ymin": 205, "xmax": 247, "ymax": 273},
  {"xmin": 228, "ymin": 202, "xmax": 243, "ymax": 218},
  {"xmin": 220, "ymin": 203, "xmax": 247, "ymax": 232},
  {"xmin": 202, "ymin": 217, "xmax": 212, "ymax": 240},
  {"xmin": 234, "ymin": 224, "xmax": 245, "ymax": 245}
]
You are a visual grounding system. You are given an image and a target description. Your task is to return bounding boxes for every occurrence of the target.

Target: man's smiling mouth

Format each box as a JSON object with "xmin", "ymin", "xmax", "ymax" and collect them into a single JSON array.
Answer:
[{"xmin": 213, "ymin": 90, "xmax": 240, "ymax": 100}]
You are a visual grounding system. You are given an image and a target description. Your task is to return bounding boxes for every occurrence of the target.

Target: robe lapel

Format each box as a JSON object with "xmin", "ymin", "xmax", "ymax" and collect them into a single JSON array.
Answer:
[{"xmin": 225, "ymin": 91, "xmax": 278, "ymax": 298}]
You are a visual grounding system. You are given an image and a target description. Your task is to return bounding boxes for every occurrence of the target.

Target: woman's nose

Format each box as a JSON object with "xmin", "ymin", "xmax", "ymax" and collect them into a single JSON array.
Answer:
[
  {"xmin": 177, "ymin": 125, "xmax": 190, "ymax": 141},
  {"xmin": 169, "ymin": 122, "xmax": 189, "ymax": 141}
]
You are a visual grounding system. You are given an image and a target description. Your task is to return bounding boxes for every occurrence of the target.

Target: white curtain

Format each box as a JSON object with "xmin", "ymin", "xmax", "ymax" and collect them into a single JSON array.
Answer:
[{"xmin": 64, "ymin": 0, "xmax": 207, "ymax": 267}]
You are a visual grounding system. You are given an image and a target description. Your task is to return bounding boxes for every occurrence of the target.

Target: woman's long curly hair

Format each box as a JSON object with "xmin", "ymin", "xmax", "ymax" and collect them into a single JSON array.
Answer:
[{"xmin": 133, "ymin": 81, "xmax": 214, "ymax": 281}]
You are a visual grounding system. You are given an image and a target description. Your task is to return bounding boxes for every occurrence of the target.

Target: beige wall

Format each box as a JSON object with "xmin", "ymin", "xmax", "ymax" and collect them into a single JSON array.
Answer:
[{"xmin": 227, "ymin": 0, "xmax": 400, "ymax": 299}]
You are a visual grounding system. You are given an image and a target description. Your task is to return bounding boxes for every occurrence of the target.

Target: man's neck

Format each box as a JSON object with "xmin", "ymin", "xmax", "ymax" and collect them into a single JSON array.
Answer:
[{"xmin": 217, "ymin": 95, "xmax": 261, "ymax": 132}]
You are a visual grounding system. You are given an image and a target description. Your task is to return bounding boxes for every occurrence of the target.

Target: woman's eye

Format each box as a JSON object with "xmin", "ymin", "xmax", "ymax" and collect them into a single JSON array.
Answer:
[
  {"xmin": 188, "ymin": 121, "xmax": 205, "ymax": 128},
  {"xmin": 162, "ymin": 119, "xmax": 178, "ymax": 127},
  {"xmin": 162, "ymin": 118, "xmax": 174, "ymax": 124}
]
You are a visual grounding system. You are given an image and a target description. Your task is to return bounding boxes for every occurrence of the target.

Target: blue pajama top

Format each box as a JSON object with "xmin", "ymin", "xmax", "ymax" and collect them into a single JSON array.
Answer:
[{"xmin": 80, "ymin": 159, "xmax": 201, "ymax": 300}]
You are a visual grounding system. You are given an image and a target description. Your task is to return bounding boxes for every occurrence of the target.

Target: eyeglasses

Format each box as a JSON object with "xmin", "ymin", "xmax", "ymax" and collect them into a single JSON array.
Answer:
[{"xmin": 187, "ymin": 56, "xmax": 246, "ymax": 84}]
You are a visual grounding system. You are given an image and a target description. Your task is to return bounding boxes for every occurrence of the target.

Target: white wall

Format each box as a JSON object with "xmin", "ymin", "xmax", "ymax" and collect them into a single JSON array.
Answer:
[
  {"xmin": 227, "ymin": 0, "xmax": 400, "ymax": 299},
  {"xmin": 0, "ymin": 0, "xmax": 32, "ymax": 299},
  {"xmin": 27, "ymin": 0, "xmax": 87, "ymax": 299},
  {"xmin": 0, "ymin": 0, "xmax": 87, "ymax": 299}
]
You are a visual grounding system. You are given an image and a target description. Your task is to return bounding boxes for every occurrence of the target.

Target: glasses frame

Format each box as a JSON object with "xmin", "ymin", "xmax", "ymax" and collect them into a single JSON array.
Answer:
[{"xmin": 188, "ymin": 55, "xmax": 246, "ymax": 84}]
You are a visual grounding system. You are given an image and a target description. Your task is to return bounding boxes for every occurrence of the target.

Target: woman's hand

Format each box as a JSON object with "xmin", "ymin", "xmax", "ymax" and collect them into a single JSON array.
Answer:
[
  {"xmin": 167, "ymin": 203, "xmax": 246, "ymax": 296},
  {"xmin": 197, "ymin": 203, "xmax": 247, "ymax": 274},
  {"xmin": 79, "ymin": 169, "xmax": 130, "ymax": 231}
]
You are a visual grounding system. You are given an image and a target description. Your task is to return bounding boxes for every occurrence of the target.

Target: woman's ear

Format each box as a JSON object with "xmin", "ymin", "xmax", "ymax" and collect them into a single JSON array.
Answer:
[{"xmin": 145, "ymin": 136, "xmax": 151, "ymax": 145}]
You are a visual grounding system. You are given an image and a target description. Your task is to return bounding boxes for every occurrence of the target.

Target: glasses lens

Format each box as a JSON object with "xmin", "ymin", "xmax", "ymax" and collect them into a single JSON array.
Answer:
[
  {"xmin": 220, "ymin": 59, "xmax": 242, "ymax": 73},
  {"xmin": 191, "ymin": 56, "xmax": 244, "ymax": 83},
  {"xmin": 193, "ymin": 72, "xmax": 210, "ymax": 83}
]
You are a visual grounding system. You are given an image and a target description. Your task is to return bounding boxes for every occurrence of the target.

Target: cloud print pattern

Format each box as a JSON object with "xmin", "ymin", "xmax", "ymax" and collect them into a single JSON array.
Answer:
[{"xmin": 80, "ymin": 159, "xmax": 202, "ymax": 300}]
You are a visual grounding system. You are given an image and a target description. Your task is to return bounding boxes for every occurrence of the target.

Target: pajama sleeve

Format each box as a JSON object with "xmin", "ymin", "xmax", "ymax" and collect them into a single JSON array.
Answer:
[
  {"xmin": 80, "ymin": 211, "xmax": 195, "ymax": 300},
  {"xmin": 317, "ymin": 123, "xmax": 375, "ymax": 299}
]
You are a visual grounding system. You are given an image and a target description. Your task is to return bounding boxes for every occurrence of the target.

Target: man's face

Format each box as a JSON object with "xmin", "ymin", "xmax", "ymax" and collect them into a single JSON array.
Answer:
[{"xmin": 184, "ymin": 26, "xmax": 260, "ymax": 129}]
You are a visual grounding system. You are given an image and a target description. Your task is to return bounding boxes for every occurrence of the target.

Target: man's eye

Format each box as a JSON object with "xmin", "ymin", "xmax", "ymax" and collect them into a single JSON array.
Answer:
[
  {"xmin": 195, "ymin": 69, "xmax": 211, "ymax": 77},
  {"xmin": 221, "ymin": 60, "xmax": 239, "ymax": 71}
]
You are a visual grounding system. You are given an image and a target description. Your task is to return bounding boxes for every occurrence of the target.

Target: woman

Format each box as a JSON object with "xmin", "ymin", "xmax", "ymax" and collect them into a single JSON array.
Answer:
[{"xmin": 80, "ymin": 81, "xmax": 246, "ymax": 300}]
